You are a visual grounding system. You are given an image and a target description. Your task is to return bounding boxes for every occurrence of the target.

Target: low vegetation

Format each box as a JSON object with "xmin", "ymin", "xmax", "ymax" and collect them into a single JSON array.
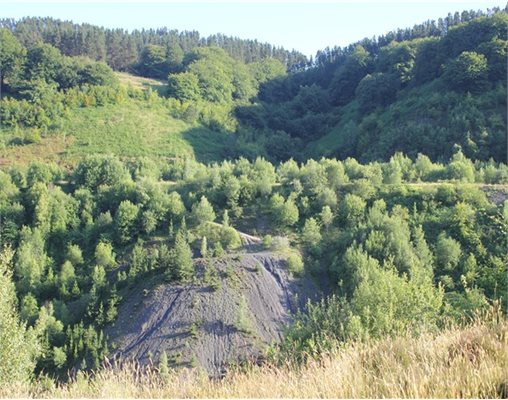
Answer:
[{"xmin": 1, "ymin": 309, "xmax": 506, "ymax": 398}]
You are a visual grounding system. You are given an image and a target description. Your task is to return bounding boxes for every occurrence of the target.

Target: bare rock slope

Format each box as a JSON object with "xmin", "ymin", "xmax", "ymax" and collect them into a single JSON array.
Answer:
[{"xmin": 106, "ymin": 250, "xmax": 319, "ymax": 375}]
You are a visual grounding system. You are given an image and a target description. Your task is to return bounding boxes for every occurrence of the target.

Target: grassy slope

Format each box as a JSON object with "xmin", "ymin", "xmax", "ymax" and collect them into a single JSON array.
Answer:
[
  {"xmin": 5, "ymin": 311, "xmax": 506, "ymax": 398},
  {"xmin": 61, "ymin": 100, "xmax": 228, "ymax": 161},
  {"xmin": 0, "ymin": 74, "xmax": 230, "ymax": 166}
]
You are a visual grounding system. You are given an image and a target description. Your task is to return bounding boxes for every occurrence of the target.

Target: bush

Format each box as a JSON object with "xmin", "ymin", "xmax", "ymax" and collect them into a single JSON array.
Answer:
[
  {"xmin": 270, "ymin": 236, "xmax": 290, "ymax": 251},
  {"xmin": 262, "ymin": 234, "xmax": 273, "ymax": 249},
  {"xmin": 221, "ymin": 227, "xmax": 242, "ymax": 250},
  {"xmin": 287, "ymin": 253, "xmax": 304, "ymax": 276}
]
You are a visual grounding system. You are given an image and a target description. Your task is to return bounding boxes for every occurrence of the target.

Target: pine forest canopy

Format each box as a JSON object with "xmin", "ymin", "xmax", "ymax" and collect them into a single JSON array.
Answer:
[{"xmin": 0, "ymin": 16, "xmax": 308, "ymax": 73}]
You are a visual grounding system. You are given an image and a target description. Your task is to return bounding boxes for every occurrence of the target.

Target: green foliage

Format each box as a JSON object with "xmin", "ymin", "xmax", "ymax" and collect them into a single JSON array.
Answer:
[
  {"xmin": 66, "ymin": 244, "xmax": 84, "ymax": 267},
  {"xmin": 248, "ymin": 58, "xmax": 286, "ymax": 85},
  {"xmin": 236, "ymin": 295, "xmax": 254, "ymax": 334},
  {"xmin": 0, "ymin": 247, "xmax": 38, "ymax": 386},
  {"xmin": 0, "ymin": 151, "xmax": 505, "ymax": 378},
  {"xmin": 262, "ymin": 235, "xmax": 273, "ymax": 249},
  {"xmin": 301, "ymin": 217, "xmax": 322, "ymax": 254},
  {"xmin": 222, "ymin": 210, "xmax": 230, "ymax": 227},
  {"xmin": 203, "ymin": 260, "xmax": 221, "ymax": 291},
  {"xmin": 435, "ymin": 233, "xmax": 462, "ymax": 273},
  {"xmin": 135, "ymin": 45, "xmax": 169, "ymax": 79},
  {"xmin": 94, "ymin": 242, "xmax": 116, "ymax": 270},
  {"xmin": 330, "ymin": 45, "xmax": 372, "ymax": 106},
  {"xmin": 270, "ymin": 194, "xmax": 299, "ymax": 231},
  {"xmin": 280, "ymin": 244, "xmax": 443, "ymax": 360},
  {"xmin": 158, "ymin": 350, "xmax": 169, "ymax": 378},
  {"xmin": 167, "ymin": 72, "xmax": 201, "ymax": 101},
  {"xmin": 173, "ymin": 230, "xmax": 194, "ymax": 282},
  {"xmin": 320, "ymin": 206, "xmax": 334, "ymax": 229},
  {"xmin": 446, "ymin": 150, "xmax": 476, "ymax": 182},
  {"xmin": 339, "ymin": 194, "xmax": 366, "ymax": 227},
  {"xmin": 1, "ymin": 10, "xmax": 506, "ymax": 165},
  {"xmin": 221, "ymin": 226, "xmax": 242, "ymax": 250},
  {"xmin": 20, "ymin": 293, "xmax": 39, "ymax": 324},
  {"xmin": 14, "ymin": 227, "xmax": 49, "ymax": 293},
  {"xmin": 114, "ymin": 200, "xmax": 139, "ymax": 245},
  {"xmin": 185, "ymin": 49, "xmax": 235, "ymax": 103},
  {"xmin": 140, "ymin": 210, "xmax": 157, "ymax": 235},
  {"xmin": 377, "ymin": 40, "xmax": 417, "ymax": 83},
  {"xmin": 74, "ymin": 155, "xmax": 130, "ymax": 189},
  {"xmin": 213, "ymin": 241, "xmax": 224, "ymax": 258},
  {"xmin": 0, "ymin": 7, "xmax": 506, "ymax": 379},
  {"xmin": 58, "ymin": 261, "xmax": 75, "ymax": 297},
  {"xmin": 79, "ymin": 62, "xmax": 117, "ymax": 87},
  {"xmin": 349, "ymin": 252, "xmax": 443, "ymax": 338},
  {"xmin": 356, "ymin": 72, "xmax": 399, "ymax": 112},
  {"xmin": 0, "ymin": 28, "xmax": 26, "ymax": 87},
  {"xmin": 191, "ymin": 196, "xmax": 216, "ymax": 227},
  {"xmin": 238, "ymin": 12, "xmax": 507, "ymax": 163},
  {"xmin": 25, "ymin": 42, "xmax": 64, "ymax": 83},
  {"xmin": 287, "ymin": 253, "xmax": 304, "ymax": 277},
  {"xmin": 443, "ymin": 51, "xmax": 489, "ymax": 93},
  {"xmin": 270, "ymin": 236, "xmax": 290, "ymax": 252}
]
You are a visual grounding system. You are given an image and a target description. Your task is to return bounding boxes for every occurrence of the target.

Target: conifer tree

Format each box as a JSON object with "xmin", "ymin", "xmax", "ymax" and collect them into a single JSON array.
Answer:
[
  {"xmin": 200, "ymin": 236, "xmax": 208, "ymax": 258},
  {"xmin": 174, "ymin": 230, "xmax": 194, "ymax": 282}
]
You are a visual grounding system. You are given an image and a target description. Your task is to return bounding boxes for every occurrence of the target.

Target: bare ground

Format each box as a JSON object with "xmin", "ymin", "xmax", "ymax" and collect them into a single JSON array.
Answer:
[{"xmin": 106, "ymin": 251, "xmax": 320, "ymax": 376}]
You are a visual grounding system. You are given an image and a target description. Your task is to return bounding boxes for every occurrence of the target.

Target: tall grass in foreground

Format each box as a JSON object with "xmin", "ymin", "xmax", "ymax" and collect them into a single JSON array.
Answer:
[{"xmin": 3, "ymin": 311, "xmax": 507, "ymax": 398}]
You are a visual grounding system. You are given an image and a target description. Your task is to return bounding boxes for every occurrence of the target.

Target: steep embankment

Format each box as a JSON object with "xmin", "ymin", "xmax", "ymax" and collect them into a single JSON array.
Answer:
[{"xmin": 107, "ymin": 249, "xmax": 319, "ymax": 376}]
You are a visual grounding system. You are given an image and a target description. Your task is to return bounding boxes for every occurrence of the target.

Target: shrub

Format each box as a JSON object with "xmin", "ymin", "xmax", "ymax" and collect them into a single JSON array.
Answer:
[
  {"xmin": 262, "ymin": 235, "xmax": 273, "ymax": 249},
  {"xmin": 221, "ymin": 227, "xmax": 242, "ymax": 250},
  {"xmin": 287, "ymin": 253, "xmax": 304, "ymax": 277},
  {"xmin": 270, "ymin": 236, "xmax": 290, "ymax": 251}
]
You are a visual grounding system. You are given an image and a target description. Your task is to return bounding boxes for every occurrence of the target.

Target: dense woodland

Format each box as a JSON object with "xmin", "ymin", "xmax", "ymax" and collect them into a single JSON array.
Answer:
[{"xmin": 0, "ymin": 5, "xmax": 507, "ymax": 392}]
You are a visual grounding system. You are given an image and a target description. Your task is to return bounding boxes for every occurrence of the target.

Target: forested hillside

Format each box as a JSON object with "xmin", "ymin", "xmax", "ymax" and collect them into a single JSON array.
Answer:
[
  {"xmin": 238, "ymin": 10, "xmax": 508, "ymax": 162},
  {"xmin": 1, "ymin": 8, "xmax": 506, "ymax": 164},
  {"xmin": 0, "ymin": 5, "xmax": 507, "ymax": 398}
]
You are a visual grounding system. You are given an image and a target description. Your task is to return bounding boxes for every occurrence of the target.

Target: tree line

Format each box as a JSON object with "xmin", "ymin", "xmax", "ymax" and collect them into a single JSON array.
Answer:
[{"xmin": 0, "ymin": 17, "xmax": 307, "ymax": 74}]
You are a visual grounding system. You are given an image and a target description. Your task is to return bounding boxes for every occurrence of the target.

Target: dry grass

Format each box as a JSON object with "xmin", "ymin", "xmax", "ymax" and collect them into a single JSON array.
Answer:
[
  {"xmin": 115, "ymin": 72, "xmax": 166, "ymax": 95},
  {"xmin": 2, "ymin": 313, "xmax": 507, "ymax": 398},
  {"xmin": 0, "ymin": 135, "xmax": 75, "ymax": 166}
]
